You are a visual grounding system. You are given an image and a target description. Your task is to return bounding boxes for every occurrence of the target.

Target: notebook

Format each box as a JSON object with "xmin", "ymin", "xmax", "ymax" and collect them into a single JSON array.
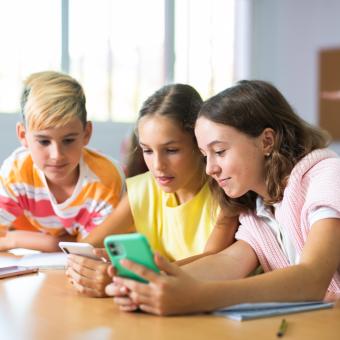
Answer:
[
  {"xmin": 0, "ymin": 252, "xmax": 67, "ymax": 270},
  {"xmin": 214, "ymin": 301, "xmax": 335, "ymax": 321}
]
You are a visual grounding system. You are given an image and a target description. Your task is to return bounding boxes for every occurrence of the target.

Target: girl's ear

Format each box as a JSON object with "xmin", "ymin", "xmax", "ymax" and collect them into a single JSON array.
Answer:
[
  {"xmin": 83, "ymin": 121, "xmax": 93, "ymax": 146},
  {"xmin": 16, "ymin": 122, "xmax": 28, "ymax": 148},
  {"xmin": 261, "ymin": 128, "xmax": 275, "ymax": 155}
]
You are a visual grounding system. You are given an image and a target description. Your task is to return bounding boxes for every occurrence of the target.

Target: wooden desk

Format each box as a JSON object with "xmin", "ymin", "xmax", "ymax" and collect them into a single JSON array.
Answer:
[{"xmin": 0, "ymin": 270, "xmax": 340, "ymax": 340}]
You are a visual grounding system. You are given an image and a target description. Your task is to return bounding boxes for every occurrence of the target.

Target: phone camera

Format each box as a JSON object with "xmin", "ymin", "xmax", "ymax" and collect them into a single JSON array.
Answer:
[{"xmin": 109, "ymin": 243, "xmax": 120, "ymax": 256}]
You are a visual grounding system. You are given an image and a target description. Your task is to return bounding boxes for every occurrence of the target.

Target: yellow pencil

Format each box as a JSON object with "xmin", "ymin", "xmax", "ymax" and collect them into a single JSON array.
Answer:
[{"xmin": 276, "ymin": 318, "xmax": 288, "ymax": 337}]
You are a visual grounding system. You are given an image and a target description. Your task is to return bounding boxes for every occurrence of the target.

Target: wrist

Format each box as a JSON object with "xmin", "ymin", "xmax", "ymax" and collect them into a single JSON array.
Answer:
[
  {"xmin": 9, "ymin": 231, "xmax": 18, "ymax": 249},
  {"xmin": 197, "ymin": 280, "xmax": 230, "ymax": 312},
  {"xmin": 5, "ymin": 231, "xmax": 17, "ymax": 249}
]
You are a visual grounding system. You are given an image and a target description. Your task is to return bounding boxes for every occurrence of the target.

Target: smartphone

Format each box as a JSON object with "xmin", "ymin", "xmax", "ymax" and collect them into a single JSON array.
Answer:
[
  {"xmin": 104, "ymin": 233, "xmax": 160, "ymax": 283},
  {"xmin": 0, "ymin": 266, "xmax": 38, "ymax": 279},
  {"xmin": 58, "ymin": 241, "xmax": 102, "ymax": 260}
]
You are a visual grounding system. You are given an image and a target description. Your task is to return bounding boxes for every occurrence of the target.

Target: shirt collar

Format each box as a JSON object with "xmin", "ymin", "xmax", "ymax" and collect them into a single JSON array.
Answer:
[{"xmin": 256, "ymin": 196, "xmax": 269, "ymax": 218}]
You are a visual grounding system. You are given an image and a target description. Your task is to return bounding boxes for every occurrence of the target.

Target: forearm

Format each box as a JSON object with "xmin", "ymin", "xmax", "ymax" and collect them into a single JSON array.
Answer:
[
  {"xmin": 8, "ymin": 230, "xmax": 76, "ymax": 252},
  {"xmin": 183, "ymin": 252, "xmax": 255, "ymax": 280},
  {"xmin": 200, "ymin": 264, "xmax": 327, "ymax": 312},
  {"xmin": 175, "ymin": 251, "xmax": 215, "ymax": 267},
  {"xmin": 82, "ymin": 194, "xmax": 136, "ymax": 247},
  {"xmin": 81, "ymin": 221, "xmax": 135, "ymax": 247},
  {"xmin": 197, "ymin": 219, "xmax": 340, "ymax": 312},
  {"xmin": 183, "ymin": 241, "xmax": 259, "ymax": 281}
]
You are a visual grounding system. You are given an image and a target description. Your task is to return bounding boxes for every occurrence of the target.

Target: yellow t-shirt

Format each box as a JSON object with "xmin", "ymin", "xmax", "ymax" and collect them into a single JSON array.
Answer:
[{"xmin": 126, "ymin": 171, "xmax": 218, "ymax": 261}]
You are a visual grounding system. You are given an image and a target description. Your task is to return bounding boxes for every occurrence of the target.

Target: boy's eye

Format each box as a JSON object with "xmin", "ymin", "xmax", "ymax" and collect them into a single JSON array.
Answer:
[
  {"xmin": 63, "ymin": 138, "xmax": 75, "ymax": 145},
  {"xmin": 38, "ymin": 140, "xmax": 50, "ymax": 146}
]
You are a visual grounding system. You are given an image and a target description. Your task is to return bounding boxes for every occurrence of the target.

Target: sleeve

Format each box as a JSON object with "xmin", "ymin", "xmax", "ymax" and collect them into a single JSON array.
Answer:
[
  {"xmin": 0, "ymin": 176, "xmax": 23, "ymax": 234},
  {"xmin": 76, "ymin": 156, "xmax": 126, "ymax": 238},
  {"xmin": 302, "ymin": 158, "xmax": 340, "ymax": 230},
  {"xmin": 309, "ymin": 206, "xmax": 340, "ymax": 226}
]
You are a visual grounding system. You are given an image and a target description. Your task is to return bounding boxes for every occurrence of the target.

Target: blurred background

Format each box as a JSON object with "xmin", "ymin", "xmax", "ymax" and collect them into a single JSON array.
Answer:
[{"xmin": 0, "ymin": 0, "xmax": 339, "ymax": 162}]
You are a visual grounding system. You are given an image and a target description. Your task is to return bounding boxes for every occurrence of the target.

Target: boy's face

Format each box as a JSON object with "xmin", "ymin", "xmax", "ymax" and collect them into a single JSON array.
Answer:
[{"xmin": 17, "ymin": 118, "xmax": 92, "ymax": 188}]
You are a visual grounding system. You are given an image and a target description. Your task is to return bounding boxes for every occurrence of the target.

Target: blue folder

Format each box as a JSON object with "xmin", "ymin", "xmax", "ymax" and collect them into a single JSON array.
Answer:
[{"xmin": 214, "ymin": 301, "xmax": 335, "ymax": 321}]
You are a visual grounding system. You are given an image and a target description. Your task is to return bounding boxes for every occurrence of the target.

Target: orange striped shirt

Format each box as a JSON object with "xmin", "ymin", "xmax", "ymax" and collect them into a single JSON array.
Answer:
[{"xmin": 0, "ymin": 147, "xmax": 124, "ymax": 238}]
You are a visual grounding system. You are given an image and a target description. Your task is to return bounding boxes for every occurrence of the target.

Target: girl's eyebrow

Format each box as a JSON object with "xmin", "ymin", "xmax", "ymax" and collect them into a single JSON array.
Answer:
[
  {"xmin": 140, "ymin": 140, "xmax": 180, "ymax": 147},
  {"xmin": 207, "ymin": 140, "xmax": 227, "ymax": 147}
]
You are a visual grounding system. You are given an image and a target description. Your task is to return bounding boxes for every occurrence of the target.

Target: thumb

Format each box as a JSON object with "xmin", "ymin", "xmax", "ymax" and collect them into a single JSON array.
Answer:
[
  {"xmin": 107, "ymin": 264, "xmax": 116, "ymax": 278},
  {"xmin": 154, "ymin": 253, "xmax": 181, "ymax": 277}
]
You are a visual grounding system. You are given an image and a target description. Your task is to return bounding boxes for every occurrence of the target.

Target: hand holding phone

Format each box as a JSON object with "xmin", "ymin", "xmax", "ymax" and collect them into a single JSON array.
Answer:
[
  {"xmin": 59, "ymin": 242, "xmax": 103, "ymax": 261},
  {"xmin": 104, "ymin": 233, "xmax": 159, "ymax": 283}
]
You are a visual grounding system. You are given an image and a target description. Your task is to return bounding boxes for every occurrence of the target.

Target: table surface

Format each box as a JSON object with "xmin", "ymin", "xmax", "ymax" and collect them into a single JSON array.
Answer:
[{"xmin": 1, "ymin": 269, "xmax": 340, "ymax": 340}]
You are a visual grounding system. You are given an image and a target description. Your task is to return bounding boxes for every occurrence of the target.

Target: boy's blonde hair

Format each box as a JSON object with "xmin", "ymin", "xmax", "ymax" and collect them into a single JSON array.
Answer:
[{"xmin": 20, "ymin": 71, "xmax": 87, "ymax": 130}]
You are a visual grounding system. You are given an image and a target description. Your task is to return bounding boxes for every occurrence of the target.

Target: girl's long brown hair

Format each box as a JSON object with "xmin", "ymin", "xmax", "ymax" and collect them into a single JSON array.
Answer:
[{"xmin": 198, "ymin": 80, "xmax": 330, "ymax": 213}]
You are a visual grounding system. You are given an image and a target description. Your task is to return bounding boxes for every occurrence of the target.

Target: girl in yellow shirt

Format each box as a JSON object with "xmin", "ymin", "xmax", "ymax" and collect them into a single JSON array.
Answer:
[{"xmin": 66, "ymin": 84, "xmax": 238, "ymax": 297}]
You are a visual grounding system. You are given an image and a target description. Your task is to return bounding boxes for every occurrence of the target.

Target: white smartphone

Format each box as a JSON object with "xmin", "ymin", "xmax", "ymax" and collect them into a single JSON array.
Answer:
[
  {"xmin": 58, "ymin": 242, "xmax": 102, "ymax": 260},
  {"xmin": 0, "ymin": 265, "xmax": 39, "ymax": 279}
]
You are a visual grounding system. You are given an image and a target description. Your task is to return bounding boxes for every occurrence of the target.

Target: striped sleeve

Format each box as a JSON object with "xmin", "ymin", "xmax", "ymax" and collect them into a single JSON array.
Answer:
[{"xmin": 0, "ymin": 155, "xmax": 25, "ymax": 233}]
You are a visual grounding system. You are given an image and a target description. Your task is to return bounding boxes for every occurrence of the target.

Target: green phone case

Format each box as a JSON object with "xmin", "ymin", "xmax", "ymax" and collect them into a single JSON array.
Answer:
[{"xmin": 104, "ymin": 233, "xmax": 160, "ymax": 283}]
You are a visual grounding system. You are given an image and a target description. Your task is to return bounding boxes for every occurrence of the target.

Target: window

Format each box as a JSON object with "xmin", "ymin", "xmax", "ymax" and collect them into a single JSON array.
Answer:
[
  {"xmin": 0, "ymin": 0, "xmax": 60, "ymax": 113},
  {"xmin": 174, "ymin": 0, "xmax": 235, "ymax": 99},
  {"xmin": 0, "ymin": 0, "xmax": 236, "ymax": 121},
  {"xmin": 69, "ymin": 0, "xmax": 165, "ymax": 122}
]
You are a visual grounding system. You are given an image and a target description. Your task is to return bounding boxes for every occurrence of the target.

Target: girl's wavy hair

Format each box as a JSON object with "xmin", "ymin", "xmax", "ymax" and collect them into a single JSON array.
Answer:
[
  {"xmin": 126, "ymin": 83, "xmax": 205, "ymax": 177},
  {"xmin": 198, "ymin": 80, "xmax": 330, "ymax": 213}
]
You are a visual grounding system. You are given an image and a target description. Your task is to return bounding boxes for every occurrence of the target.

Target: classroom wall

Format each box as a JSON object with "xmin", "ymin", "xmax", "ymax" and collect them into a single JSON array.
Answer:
[
  {"xmin": 250, "ymin": 0, "xmax": 340, "ymax": 153},
  {"xmin": 0, "ymin": 113, "xmax": 134, "ymax": 164}
]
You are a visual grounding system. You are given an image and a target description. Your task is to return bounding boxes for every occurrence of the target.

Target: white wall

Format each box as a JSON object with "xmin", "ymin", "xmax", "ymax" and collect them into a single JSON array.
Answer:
[
  {"xmin": 2, "ymin": 1, "xmax": 340, "ymax": 159},
  {"xmin": 250, "ymin": 0, "xmax": 340, "ymax": 153},
  {"xmin": 0, "ymin": 113, "xmax": 134, "ymax": 164}
]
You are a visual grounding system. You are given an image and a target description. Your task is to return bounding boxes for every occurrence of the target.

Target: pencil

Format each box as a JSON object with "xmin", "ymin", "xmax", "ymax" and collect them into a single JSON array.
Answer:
[{"xmin": 276, "ymin": 318, "xmax": 288, "ymax": 337}]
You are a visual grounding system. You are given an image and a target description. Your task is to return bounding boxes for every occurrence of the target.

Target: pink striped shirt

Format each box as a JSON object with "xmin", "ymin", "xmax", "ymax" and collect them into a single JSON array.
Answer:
[{"xmin": 236, "ymin": 148, "xmax": 340, "ymax": 292}]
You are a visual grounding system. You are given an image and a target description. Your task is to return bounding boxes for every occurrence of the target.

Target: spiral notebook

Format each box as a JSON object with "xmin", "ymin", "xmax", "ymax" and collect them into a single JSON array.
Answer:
[{"xmin": 214, "ymin": 301, "xmax": 335, "ymax": 321}]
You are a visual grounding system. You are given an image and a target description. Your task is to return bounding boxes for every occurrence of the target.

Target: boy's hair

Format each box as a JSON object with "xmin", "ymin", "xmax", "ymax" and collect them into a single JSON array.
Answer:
[
  {"xmin": 20, "ymin": 71, "xmax": 87, "ymax": 130},
  {"xmin": 198, "ymin": 80, "xmax": 330, "ymax": 213}
]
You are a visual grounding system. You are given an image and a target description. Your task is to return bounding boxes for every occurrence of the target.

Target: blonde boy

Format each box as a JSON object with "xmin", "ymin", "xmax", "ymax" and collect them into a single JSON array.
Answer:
[{"xmin": 0, "ymin": 71, "xmax": 124, "ymax": 251}]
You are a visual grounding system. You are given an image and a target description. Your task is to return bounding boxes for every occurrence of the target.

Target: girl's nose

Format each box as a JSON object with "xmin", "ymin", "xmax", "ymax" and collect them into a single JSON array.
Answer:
[
  {"xmin": 205, "ymin": 158, "xmax": 219, "ymax": 176},
  {"xmin": 153, "ymin": 154, "xmax": 165, "ymax": 171}
]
